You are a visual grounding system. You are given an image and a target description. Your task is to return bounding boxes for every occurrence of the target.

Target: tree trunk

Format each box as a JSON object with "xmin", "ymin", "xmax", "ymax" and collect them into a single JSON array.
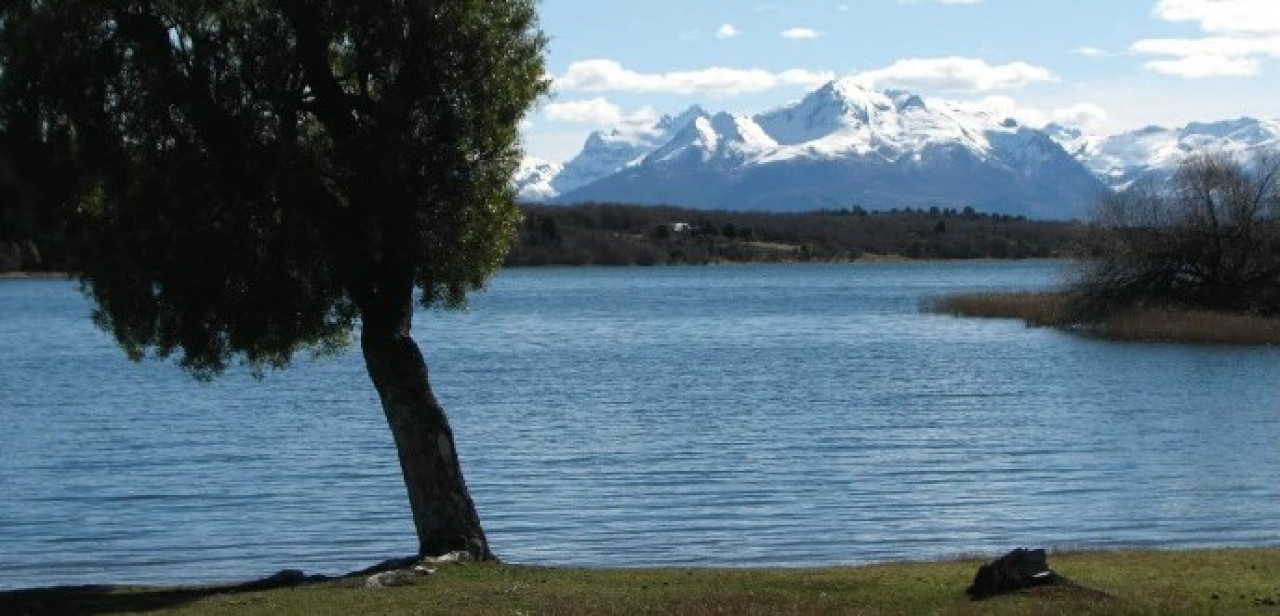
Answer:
[{"xmin": 361, "ymin": 309, "xmax": 495, "ymax": 561}]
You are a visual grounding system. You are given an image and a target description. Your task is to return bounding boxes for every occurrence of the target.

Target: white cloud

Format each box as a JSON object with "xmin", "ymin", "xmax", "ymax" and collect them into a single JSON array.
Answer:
[
  {"xmin": 854, "ymin": 57, "xmax": 1056, "ymax": 91},
  {"xmin": 944, "ymin": 95, "xmax": 1047, "ymax": 127},
  {"xmin": 1143, "ymin": 54, "xmax": 1261, "ymax": 78},
  {"xmin": 716, "ymin": 24, "xmax": 739, "ymax": 39},
  {"xmin": 1154, "ymin": 0, "xmax": 1280, "ymax": 35},
  {"xmin": 555, "ymin": 59, "xmax": 833, "ymax": 96},
  {"xmin": 781, "ymin": 28, "xmax": 820, "ymax": 40},
  {"xmin": 1052, "ymin": 102, "xmax": 1109, "ymax": 129},
  {"xmin": 777, "ymin": 68, "xmax": 835, "ymax": 85},
  {"xmin": 543, "ymin": 98, "xmax": 657, "ymax": 126},
  {"xmin": 1072, "ymin": 46, "xmax": 1108, "ymax": 57},
  {"xmin": 941, "ymin": 97, "xmax": 1109, "ymax": 131},
  {"xmin": 898, "ymin": 0, "xmax": 982, "ymax": 4},
  {"xmin": 1133, "ymin": 35, "xmax": 1280, "ymax": 57},
  {"xmin": 1133, "ymin": 0, "xmax": 1280, "ymax": 78}
]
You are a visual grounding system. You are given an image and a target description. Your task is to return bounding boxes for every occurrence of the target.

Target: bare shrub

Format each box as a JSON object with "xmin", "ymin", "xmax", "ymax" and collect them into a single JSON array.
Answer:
[{"xmin": 1070, "ymin": 151, "xmax": 1280, "ymax": 319}]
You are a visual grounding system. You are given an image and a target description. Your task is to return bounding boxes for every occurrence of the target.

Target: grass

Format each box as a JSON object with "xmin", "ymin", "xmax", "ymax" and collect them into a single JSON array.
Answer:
[
  {"xmin": 2, "ymin": 548, "xmax": 1278, "ymax": 615},
  {"xmin": 924, "ymin": 291, "xmax": 1280, "ymax": 345}
]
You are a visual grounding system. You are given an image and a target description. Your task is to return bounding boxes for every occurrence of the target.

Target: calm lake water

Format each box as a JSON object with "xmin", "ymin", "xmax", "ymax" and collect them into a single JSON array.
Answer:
[{"xmin": 2, "ymin": 262, "xmax": 1279, "ymax": 589}]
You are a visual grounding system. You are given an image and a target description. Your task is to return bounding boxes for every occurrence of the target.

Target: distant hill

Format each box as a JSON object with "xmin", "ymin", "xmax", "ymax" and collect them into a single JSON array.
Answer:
[{"xmin": 506, "ymin": 203, "xmax": 1083, "ymax": 267}]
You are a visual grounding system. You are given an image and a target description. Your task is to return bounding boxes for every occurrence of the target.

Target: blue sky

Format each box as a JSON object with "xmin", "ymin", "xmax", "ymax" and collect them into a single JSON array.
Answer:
[{"xmin": 522, "ymin": 0, "xmax": 1280, "ymax": 162}]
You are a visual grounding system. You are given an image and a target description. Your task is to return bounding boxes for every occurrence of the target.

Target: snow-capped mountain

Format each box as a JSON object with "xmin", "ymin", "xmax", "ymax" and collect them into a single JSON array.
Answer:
[
  {"xmin": 1048, "ymin": 118, "xmax": 1280, "ymax": 191},
  {"xmin": 521, "ymin": 79, "xmax": 1105, "ymax": 219},
  {"xmin": 516, "ymin": 79, "xmax": 1280, "ymax": 218},
  {"xmin": 545, "ymin": 105, "xmax": 709, "ymax": 197},
  {"xmin": 512, "ymin": 157, "xmax": 562, "ymax": 201}
]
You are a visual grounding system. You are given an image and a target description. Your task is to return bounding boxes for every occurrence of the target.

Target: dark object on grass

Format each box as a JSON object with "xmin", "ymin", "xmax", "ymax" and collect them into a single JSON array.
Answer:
[{"xmin": 966, "ymin": 548, "xmax": 1060, "ymax": 599}]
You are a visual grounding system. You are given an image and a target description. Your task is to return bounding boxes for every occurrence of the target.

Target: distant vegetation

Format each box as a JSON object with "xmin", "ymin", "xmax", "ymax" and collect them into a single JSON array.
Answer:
[
  {"xmin": 506, "ymin": 203, "xmax": 1083, "ymax": 266},
  {"xmin": 929, "ymin": 150, "xmax": 1280, "ymax": 344},
  {"xmin": 2, "ymin": 202, "xmax": 1084, "ymax": 274}
]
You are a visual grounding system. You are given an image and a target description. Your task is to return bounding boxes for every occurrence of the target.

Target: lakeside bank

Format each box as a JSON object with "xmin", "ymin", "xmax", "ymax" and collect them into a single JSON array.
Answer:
[
  {"xmin": 925, "ymin": 291, "xmax": 1280, "ymax": 346},
  {"xmin": 2, "ymin": 548, "xmax": 1277, "ymax": 615}
]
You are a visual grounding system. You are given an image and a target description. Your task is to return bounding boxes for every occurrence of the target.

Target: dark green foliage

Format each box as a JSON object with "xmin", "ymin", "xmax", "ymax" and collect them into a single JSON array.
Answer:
[
  {"xmin": 1, "ymin": 1, "xmax": 547, "ymax": 377},
  {"xmin": 506, "ymin": 203, "xmax": 1082, "ymax": 266},
  {"xmin": 1071, "ymin": 151, "xmax": 1280, "ymax": 318}
]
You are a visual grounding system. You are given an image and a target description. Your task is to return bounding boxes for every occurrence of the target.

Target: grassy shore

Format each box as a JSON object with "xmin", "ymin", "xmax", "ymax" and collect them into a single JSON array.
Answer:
[
  {"xmin": 924, "ymin": 291, "xmax": 1280, "ymax": 345},
  {"xmin": 2, "ymin": 549, "xmax": 1278, "ymax": 615}
]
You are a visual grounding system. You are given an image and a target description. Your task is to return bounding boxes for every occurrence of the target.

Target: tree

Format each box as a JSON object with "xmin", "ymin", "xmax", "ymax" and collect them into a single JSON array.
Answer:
[
  {"xmin": 0, "ymin": 1, "xmax": 547, "ymax": 560},
  {"xmin": 1071, "ymin": 151, "xmax": 1280, "ymax": 319}
]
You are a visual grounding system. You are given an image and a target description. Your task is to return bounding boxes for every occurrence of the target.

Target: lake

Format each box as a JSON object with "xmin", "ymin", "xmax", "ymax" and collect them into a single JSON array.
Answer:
[{"xmin": 1, "ymin": 262, "xmax": 1278, "ymax": 590}]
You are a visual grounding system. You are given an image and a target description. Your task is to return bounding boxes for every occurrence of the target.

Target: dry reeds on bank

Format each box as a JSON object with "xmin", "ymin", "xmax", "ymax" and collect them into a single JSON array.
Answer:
[
  {"xmin": 1091, "ymin": 308, "xmax": 1280, "ymax": 345},
  {"xmin": 924, "ymin": 291, "xmax": 1280, "ymax": 345},
  {"xmin": 922, "ymin": 291, "xmax": 1073, "ymax": 327}
]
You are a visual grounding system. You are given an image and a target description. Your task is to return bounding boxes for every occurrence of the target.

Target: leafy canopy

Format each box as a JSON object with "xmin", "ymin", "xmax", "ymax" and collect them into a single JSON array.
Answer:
[{"xmin": 0, "ymin": 1, "xmax": 548, "ymax": 377}]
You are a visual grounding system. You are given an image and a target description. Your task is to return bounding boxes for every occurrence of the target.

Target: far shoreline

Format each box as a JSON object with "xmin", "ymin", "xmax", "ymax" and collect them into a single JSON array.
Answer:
[
  {"xmin": 0, "ymin": 258, "xmax": 1066, "ymax": 281},
  {"xmin": 0, "ymin": 271, "xmax": 72, "ymax": 280}
]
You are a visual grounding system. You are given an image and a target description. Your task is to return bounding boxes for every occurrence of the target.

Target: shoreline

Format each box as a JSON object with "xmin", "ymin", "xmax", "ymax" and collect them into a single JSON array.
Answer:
[
  {"xmin": 2, "ymin": 547, "xmax": 1276, "ymax": 615},
  {"xmin": 0, "ymin": 257, "xmax": 1067, "ymax": 280},
  {"xmin": 0, "ymin": 270, "xmax": 72, "ymax": 280},
  {"xmin": 926, "ymin": 290, "xmax": 1280, "ymax": 346}
]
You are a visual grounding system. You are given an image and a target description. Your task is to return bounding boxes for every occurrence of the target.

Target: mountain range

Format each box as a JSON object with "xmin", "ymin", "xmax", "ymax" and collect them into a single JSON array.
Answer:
[{"xmin": 516, "ymin": 79, "xmax": 1280, "ymax": 220}]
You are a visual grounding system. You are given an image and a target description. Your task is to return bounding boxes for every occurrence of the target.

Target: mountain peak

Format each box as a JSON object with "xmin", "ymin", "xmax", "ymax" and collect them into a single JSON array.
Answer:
[
  {"xmin": 657, "ymin": 105, "xmax": 710, "ymax": 132},
  {"xmin": 516, "ymin": 77, "xmax": 1280, "ymax": 216}
]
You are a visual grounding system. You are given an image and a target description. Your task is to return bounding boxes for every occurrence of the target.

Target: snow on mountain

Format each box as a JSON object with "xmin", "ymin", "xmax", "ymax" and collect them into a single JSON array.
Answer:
[
  {"xmin": 518, "ymin": 76, "xmax": 1280, "ymax": 213},
  {"xmin": 646, "ymin": 112, "xmax": 777, "ymax": 165},
  {"xmin": 753, "ymin": 81, "xmax": 996, "ymax": 162},
  {"xmin": 548, "ymin": 79, "xmax": 1104, "ymax": 219},
  {"xmin": 1047, "ymin": 118, "xmax": 1280, "ymax": 191},
  {"xmin": 513, "ymin": 157, "xmax": 562, "ymax": 201},
  {"xmin": 542, "ymin": 105, "xmax": 709, "ymax": 198}
]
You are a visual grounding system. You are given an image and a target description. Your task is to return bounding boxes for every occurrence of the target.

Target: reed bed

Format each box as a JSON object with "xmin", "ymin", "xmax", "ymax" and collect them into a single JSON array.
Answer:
[
  {"xmin": 1093, "ymin": 308, "xmax": 1280, "ymax": 345},
  {"xmin": 925, "ymin": 291, "xmax": 1280, "ymax": 345},
  {"xmin": 921, "ymin": 291, "xmax": 1072, "ymax": 327}
]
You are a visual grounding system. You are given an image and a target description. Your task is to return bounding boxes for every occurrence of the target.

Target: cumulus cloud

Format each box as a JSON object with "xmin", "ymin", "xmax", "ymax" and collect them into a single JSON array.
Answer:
[
  {"xmin": 942, "ymin": 97, "xmax": 1108, "ymax": 131},
  {"xmin": 943, "ymin": 95, "xmax": 1046, "ymax": 127},
  {"xmin": 1052, "ymin": 103, "xmax": 1109, "ymax": 129},
  {"xmin": 543, "ymin": 98, "xmax": 657, "ymax": 126},
  {"xmin": 853, "ymin": 57, "xmax": 1056, "ymax": 91},
  {"xmin": 1155, "ymin": 0, "xmax": 1280, "ymax": 35},
  {"xmin": 1133, "ymin": 0, "xmax": 1280, "ymax": 78},
  {"xmin": 781, "ymin": 28, "xmax": 820, "ymax": 40},
  {"xmin": 1142, "ymin": 52, "xmax": 1262, "ymax": 78},
  {"xmin": 716, "ymin": 24, "xmax": 739, "ymax": 39},
  {"xmin": 555, "ymin": 59, "xmax": 834, "ymax": 96}
]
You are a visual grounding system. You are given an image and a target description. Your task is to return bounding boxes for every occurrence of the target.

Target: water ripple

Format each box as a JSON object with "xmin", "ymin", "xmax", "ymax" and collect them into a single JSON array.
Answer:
[{"xmin": 2, "ymin": 264, "xmax": 1279, "ymax": 588}]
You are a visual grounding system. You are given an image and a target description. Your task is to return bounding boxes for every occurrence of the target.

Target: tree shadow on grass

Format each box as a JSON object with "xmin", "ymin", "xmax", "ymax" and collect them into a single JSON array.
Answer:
[
  {"xmin": 0, "ymin": 570, "xmax": 325, "ymax": 615},
  {"xmin": 0, "ymin": 557, "xmax": 418, "ymax": 615}
]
